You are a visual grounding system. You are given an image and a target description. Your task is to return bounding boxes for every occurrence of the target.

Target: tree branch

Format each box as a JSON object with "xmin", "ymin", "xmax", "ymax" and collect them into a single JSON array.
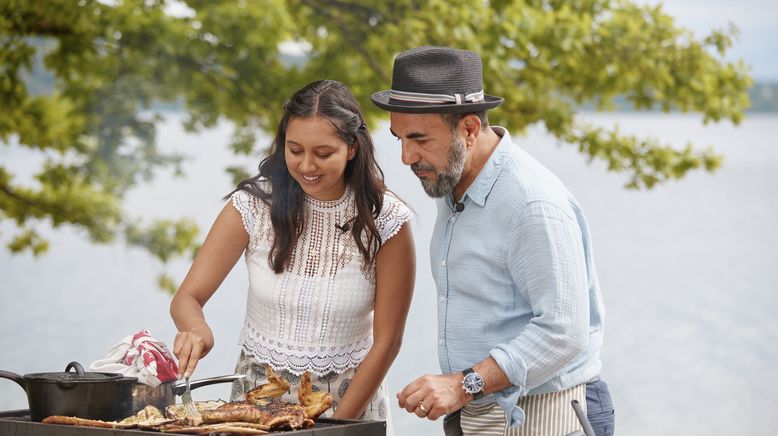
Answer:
[
  {"xmin": 0, "ymin": 183, "xmax": 40, "ymax": 212},
  {"xmin": 299, "ymin": 0, "xmax": 389, "ymax": 83}
]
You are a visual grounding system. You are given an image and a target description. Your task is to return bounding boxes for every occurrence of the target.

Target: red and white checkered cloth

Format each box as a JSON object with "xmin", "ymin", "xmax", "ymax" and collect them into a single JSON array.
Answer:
[{"xmin": 89, "ymin": 330, "xmax": 178, "ymax": 387}]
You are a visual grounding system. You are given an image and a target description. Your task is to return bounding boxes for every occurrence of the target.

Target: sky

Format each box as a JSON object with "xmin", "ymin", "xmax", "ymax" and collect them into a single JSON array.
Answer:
[{"xmin": 647, "ymin": 0, "xmax": 778, "ymax": 81}]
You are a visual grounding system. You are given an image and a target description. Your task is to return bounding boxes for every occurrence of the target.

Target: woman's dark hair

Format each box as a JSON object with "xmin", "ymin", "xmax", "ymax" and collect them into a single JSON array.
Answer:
[{"xmin": 231, "ymin": 80, "xmax": 385, "ymax": 273}]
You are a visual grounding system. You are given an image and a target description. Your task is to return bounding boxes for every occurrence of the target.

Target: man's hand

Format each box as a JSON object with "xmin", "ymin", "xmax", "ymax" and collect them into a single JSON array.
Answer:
[{"xmin": 397, "ymin": 373, "xmax": 471, "ymax": 421}]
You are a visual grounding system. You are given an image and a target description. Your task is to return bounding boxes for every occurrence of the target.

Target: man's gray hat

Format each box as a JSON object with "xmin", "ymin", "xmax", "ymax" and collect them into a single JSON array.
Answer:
[{"xmin": 371, "ymin": 46, "xmax": 503, "ymax": 114}]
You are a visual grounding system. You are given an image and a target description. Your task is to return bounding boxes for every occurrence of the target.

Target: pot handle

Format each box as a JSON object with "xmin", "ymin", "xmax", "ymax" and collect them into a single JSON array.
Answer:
[
  {"xmin": 0, "ymin": 370, "xmax": 27, "ymax": 391},
  {"xmin": 173, "ymin": 374, "xmax": 246, "ymax": 395},
  {"xmin": 64, "ymin": 361, "xmax": 86, "ymax": 375}
]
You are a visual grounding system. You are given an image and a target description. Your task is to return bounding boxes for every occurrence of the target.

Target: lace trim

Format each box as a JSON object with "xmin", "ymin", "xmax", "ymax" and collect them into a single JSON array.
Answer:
[
  {"xmin": 231, "ymin": 190, "xmax": 259, "ymax": 236},
  {"xmin": 377, "ymin": 192, "xmax": 413, "ymax": 243},
  {"xmin": 304, "ymin": 187, "xmax": 352, "ymax": 212},
  {"xmin": 239, "ymin": 324, "xmax": 371, "ymax": 376}
]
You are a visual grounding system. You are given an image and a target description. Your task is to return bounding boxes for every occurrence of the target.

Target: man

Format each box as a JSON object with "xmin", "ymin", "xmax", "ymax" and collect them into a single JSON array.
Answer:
[{"xmin": 371, "ymin": 46, "xmax": 615, "ymax": 435}]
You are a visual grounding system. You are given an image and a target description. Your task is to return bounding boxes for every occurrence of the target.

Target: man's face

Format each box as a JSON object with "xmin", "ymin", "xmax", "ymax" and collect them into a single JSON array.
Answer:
[{"xmin": 389, "ymin": 113, "xmax": 468, "ymax": 198}]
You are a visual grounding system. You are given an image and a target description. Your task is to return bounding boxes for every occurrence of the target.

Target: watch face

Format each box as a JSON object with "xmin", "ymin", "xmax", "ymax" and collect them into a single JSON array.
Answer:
[{"xmin": 463, "ymin": 372, "xmax": 485, "ymax": 394}]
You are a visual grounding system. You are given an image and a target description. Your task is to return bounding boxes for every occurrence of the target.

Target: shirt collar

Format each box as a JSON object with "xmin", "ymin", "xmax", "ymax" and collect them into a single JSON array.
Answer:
[{"xmin": 460, "ymin": 126, "xmax": 512, "ymax": 207}]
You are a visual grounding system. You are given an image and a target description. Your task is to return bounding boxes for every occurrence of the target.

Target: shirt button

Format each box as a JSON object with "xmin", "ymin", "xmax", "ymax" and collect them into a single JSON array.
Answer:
[
  {"xmin": 441, "ymin": 260, "xmax": 446, "ymax": 266},
  {"xmin": 439, "ymin": 339, "xmax": 444, "ymax": 346},
  {"xmin": 439, "ymin": 296, "xmax": 446, "ymax": 302}
]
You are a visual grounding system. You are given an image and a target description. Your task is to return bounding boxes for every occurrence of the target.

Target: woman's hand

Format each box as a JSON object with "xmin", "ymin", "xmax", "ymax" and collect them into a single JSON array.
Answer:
[{"xmin": 173, "ymin": 325, "xmax": 214, "ymax": 378}]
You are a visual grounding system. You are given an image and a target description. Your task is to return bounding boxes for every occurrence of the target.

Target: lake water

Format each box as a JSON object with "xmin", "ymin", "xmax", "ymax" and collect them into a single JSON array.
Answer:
[{"xmin": 1, "ymin": 113, "xmax": 776, "ymax": 435}]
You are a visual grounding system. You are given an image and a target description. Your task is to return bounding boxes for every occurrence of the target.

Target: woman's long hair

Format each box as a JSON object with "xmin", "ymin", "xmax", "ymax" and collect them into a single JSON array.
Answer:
[{"xmin": 231, "ymin": 80, "xmax": 385, "ymax": 273}]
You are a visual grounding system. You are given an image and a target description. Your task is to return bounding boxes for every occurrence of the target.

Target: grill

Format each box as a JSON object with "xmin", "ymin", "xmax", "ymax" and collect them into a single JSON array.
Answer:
[{"xmin": 0, "ymin": 410, "xmax": 386, "ymax": 436}]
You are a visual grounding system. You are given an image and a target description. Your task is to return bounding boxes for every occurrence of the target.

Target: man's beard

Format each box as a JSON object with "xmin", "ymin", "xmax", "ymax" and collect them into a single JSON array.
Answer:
[{"xmin": 411, "ymin": 136, "xmax": 467, "ymax": 198}]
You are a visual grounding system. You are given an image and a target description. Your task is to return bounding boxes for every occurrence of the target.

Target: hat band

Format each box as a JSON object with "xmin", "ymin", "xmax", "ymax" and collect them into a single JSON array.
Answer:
[{"xmin": 389, "ymin": 89, "xmax": 485, "ymax": 105}]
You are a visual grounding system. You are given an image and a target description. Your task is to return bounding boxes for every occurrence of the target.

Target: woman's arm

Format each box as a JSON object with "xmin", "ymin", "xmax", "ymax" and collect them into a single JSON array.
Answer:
[
  {"xmin": 170, "ymin": 202, "xmax": 248, "ymax": 378},
  {"xmin": 333, "ymin": 222, "xmax": 415, "ymax": 419}
]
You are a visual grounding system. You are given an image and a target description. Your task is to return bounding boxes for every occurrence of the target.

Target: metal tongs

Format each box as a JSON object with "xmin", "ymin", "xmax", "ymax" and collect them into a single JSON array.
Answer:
[{"xmin": 564, "ymin": 399, "xmax": 596, "ymax": 436}]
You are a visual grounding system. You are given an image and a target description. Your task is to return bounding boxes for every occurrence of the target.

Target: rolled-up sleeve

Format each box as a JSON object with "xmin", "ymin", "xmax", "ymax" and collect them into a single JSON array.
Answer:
[{"xmin": 489, "ymin": 199, "xmax": 590, "ymax": 392}]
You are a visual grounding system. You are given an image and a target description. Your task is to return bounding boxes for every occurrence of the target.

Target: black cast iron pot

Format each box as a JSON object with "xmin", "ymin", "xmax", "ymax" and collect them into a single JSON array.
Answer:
[{"xmin": 0, "ymin": 361, "xmax": 137, "ymax": 422}]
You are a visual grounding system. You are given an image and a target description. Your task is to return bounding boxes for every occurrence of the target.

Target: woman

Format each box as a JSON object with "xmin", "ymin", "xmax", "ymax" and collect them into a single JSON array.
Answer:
[{"xmin": 170, "ymin": 80, "xmax": 415, "ymax": 427}]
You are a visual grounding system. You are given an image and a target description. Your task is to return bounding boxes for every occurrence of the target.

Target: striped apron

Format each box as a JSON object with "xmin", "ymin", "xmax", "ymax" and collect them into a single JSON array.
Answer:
[{"xmin": 453, "ymin": 384, "xmax": 586, "ymax": 436}]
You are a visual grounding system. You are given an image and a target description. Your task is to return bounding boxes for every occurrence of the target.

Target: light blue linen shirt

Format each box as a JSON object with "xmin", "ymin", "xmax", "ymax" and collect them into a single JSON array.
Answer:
[{"xmin": 431, "ymin": 127, "xmax": 605, "ymax": 427}]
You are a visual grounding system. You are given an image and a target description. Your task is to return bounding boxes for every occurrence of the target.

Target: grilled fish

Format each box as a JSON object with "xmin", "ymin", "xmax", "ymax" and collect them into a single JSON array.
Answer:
[
  {"xmin": 201, "ymin": 401, "xmax": 309, "ymax": 431},
  {"xmin": 154, "ymin": 421, "xmax": 269, "ymax": 434},
  {"xmin": 165, "ymin": 399, "xmax": 227, "ymax": 419},
  {"xmin": 114, "ymin": 405, "xmax": 179, "ymax": 429},
  {"xmin": 41, "ymin": 416, "xmax": 114, "ymax": 428}
]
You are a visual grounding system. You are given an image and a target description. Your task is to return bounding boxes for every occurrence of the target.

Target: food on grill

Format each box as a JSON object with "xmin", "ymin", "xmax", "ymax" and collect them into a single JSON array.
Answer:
[
  {"xmin": 165, "ymin": 400, "xmax": 227, "ymax": 419},
  {"xmin": 297, "ymin": 371, "xmax": 333, "ymax": 420},
  {"xmin": 201, "ymin": 401, "xmax": 310, "ymax": 431},
  {"xmin": 153, "ymin": 421, "xmax": 270, "ymax": 434},
  {"xmin": 40, "ymin": 369, "xmax": 332, "ymax": 434},
  {"xmin": 43, "ymin": 406, "xmax": 179, "ymax": 429},
  {"xmin": 41, "ymin": 415, "xmax": 114, "ymax": 428},
  {"xmin": 161, "ymin": 424, "xmax": 267, "ymax": 434},
  {"xmin": 133, "ymin": 405, "xmax": 165, "ymax": 421},
  {"xmin": 202, "ymin": 402, "xmax": 264, "ymax": 423},
  {"xmin": 114, "ymin": 405, "xmax": 178, "ymax": 429},
  {"xmin": 243, "ymin": 370, "xmax": 332, "ymax": 421},
  {"xmin": 245, "ymin": 366, "xmax": 290, "ymax": 402},
  {"xmin": 198, "ymin": 370, "xmax": 331, "ymax": 431}
]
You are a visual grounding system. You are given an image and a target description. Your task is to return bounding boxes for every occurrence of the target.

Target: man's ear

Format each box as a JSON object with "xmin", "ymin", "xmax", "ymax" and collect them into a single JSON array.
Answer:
[{"xmin": 460, "ymin": 114, "xmax": 482, "ymax": 147}]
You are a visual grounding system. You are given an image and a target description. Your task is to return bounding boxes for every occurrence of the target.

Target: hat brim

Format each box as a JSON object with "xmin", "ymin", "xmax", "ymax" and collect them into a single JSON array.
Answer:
[{"xmin": 370, "ymin": 90, "xmax": 503, "ymax": 114}]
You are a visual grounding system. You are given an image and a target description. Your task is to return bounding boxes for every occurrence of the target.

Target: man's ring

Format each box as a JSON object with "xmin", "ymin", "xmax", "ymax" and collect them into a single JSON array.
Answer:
[{"xmin": 417, "ymin": 401, "xmax": 428, "ymax": 414}]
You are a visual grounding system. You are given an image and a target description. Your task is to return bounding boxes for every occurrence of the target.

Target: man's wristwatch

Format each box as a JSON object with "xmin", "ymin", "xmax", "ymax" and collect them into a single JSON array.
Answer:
[{"xmin": 461, "ymin": 368, "xmax": 485, "ymax": 400}]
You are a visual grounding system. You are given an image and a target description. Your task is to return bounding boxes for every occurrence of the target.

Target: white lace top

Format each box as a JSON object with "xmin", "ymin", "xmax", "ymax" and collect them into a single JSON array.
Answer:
[{"xmin": 230, "ymin": 183, "xmax": 412, "ymax": 376}]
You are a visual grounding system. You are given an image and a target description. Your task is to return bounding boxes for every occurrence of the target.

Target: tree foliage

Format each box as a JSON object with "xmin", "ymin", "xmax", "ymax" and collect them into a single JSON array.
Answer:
[{"xmin": 0, "ymin": 0, "xmax": 751, "ymax": 290}]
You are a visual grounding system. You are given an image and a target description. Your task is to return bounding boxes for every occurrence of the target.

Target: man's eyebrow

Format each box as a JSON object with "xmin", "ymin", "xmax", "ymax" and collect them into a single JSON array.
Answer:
[
  {"xmin": 389, "ymin": 129, "xmax": 428, "ymax": 140},
  {"xmin": 406, "ymin": 132, "xmax": 428, "ymax": 139}
]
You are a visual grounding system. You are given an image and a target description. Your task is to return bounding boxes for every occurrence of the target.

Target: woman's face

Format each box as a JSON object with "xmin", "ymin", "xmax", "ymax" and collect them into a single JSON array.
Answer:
[{"xmin": 285, "ymin": 115, "xmax": 355, "ymax": 201}]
